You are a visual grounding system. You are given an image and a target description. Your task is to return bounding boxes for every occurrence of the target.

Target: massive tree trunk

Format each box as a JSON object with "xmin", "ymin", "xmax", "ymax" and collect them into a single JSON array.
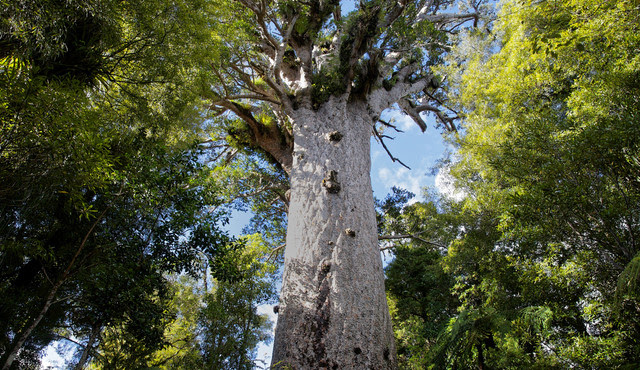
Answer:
[{"xmin": 272, "ymin": 97, "xmax": 395, "ymax": 368}]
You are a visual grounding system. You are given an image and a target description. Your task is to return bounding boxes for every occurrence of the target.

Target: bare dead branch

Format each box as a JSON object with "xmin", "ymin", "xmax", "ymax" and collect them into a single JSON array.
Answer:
[
  {"xmin": 423, "ymin": 87, "xmax": 460, "ymax": 114},
  {"xmin": 373, "ymin": 124, "xmax": 411, "ymax": 170},
  {"xmin": 378, "ymin": 118, "xmax": 404, "ymax": 134}
]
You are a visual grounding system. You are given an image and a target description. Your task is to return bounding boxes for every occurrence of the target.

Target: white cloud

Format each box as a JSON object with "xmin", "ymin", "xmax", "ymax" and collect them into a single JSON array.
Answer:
[
  {"xmin": 395, "ymin": 114, "xmax": 418, "ymax": 132},
  {"xmin": 378, "ymin": 167, "xmax": 392, "ymax": 182},
  {"xmin": 371, "ymin": 149, "xmax": 383, "ymax": 162},
  {"xmin": 41, "ymin": 343, "xmax": 68, "ymax": 369},
  {"xmin": 377, "ymin": 166, "xmax": 426, "ymax": 202},
  {"xmin": 435, "ymin": 166, "xmax": 466, "ymax": 202}
]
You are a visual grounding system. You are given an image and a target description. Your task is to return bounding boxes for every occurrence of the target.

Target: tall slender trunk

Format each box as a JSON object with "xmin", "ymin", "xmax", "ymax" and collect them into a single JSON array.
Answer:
[
  {"xmin": 1, "ymin": 278, "xmax": 64, "ymax": 370},
  {"xmin": 271, "ymin": 98, "xmax": 396, "ymax": 369},
  {"xmin": 74, "ymin": 323, "xmax": 101, "ymax": 370},
  {"xmin": 476, "ymin": 343, "xmax": 485, "ymax": 370}
]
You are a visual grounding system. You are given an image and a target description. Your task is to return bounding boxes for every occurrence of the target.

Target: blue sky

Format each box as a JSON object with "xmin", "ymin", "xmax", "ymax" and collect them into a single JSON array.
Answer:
[{"xmin": 372, "ymin": 111, "xmax": 449, "ymax": 200}]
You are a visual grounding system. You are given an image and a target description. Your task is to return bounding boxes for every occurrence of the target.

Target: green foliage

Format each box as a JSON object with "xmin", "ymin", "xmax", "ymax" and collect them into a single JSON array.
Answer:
[
  {"xmin": 386, "ymin": 244, "xmax": 457, "ymax": 369},
  {"xmin": 207, "ymin": 149, "xmax": 289, "ymax": 252},
  {"xmin": 198, "ymin": 235, "xmax": 276, "ymax": 369},
  {"xmin": 617, "ymin": 251, "xmax": 640, "ymax": 302},
  {"xmin": 305, "ymin": 0, "xmax": 457, "ymax": 106},
  {"xmin": 101, "ymin": 234, "xmax": 278, "ymax": 370},
  {"xmin": 386, "ymin": 1, "xmax": 640, "ymax": 368},
  {"xmin": 1, "ymin": 0, "xmax": 120, "ymax": 84},
  {"xmin": 0, "ymin": 0, "xmax": 243, "ymax": 367}
]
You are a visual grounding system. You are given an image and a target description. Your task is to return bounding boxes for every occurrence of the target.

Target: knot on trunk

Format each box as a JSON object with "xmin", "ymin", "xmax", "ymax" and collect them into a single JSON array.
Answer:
[
  {"xmin": 322, "ymin": 170, "xmax": 341, "ymax": 194},
  {"xmin": 345, "ymin": 228, "xmax": 356, "ymax": 237},
  {"xmin": 328, "ymin": 131, "xmax": 343, "ymax": 142},
  {"xmin": 321, "ymin": 261, "xmax": 332, "ymax": 273}
]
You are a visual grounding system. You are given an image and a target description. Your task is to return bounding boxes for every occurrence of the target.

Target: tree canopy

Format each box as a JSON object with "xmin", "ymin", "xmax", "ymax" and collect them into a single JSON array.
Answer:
[
  {"xmin": 384, "ymin": 0, "xmax": 640, "ymax": 368},
  {"xmin": 199, "ymin": 1, "xmax": 489, "ymax": 367},
  {"xmin": 0, "ymin": 0, "xmax": 273, "ymax": 368}
]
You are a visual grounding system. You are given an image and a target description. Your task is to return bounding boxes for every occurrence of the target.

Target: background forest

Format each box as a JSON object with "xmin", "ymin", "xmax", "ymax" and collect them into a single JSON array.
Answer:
[{"xmin": 1, "ymin": 0, "xmax": 639, "ymax": 369}]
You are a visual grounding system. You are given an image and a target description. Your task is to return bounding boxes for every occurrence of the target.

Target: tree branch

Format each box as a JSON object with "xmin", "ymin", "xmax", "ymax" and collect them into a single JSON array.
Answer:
[
  {"xmin": 414, "ymin": 99, "xmax": 459, "ymax": 132},
  {"xmin": 225, "ymin": 94, "xmax": 281, "ymax": 105},
  {"xmin": 267, "ymin": 243, "xmax": 285, "ymax": 262},
  {"xmin": 415, "ymin": 10, "xmax": 479, "ymax": 27},
  {"xmin": 378, "ymin": 233, "xmax": 446, "ymax": 249},
  {"xmin": 273, "ymin": 13, "xmax": 301, "ymax": 90},
  {"xmin": 381, "ymin": 0, "xmax": 410, "ymax": 29},
  {"xmin": 373, "ymin": 124, "xmax": 411, "ymax": 170},
  {"xmin": 398, "ymin": 98, "xmax": 428, "ymax": 132},
  {"xmin": 246, "ymin": 61, "xmax": 294, "ymax": 114},
  {"xmin": 368, "ymin": 65, "xmax": 433, "ymax": 114}
]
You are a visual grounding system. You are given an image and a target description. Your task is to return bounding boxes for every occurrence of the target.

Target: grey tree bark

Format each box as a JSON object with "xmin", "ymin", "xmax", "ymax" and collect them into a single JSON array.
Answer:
[
  {"xmin": 271, "ymin": 97, "xmax": 395, "ymax": 369},
  {"xmin": 74, "ymin": 324, "xmax": 101, "ymax": 370}
]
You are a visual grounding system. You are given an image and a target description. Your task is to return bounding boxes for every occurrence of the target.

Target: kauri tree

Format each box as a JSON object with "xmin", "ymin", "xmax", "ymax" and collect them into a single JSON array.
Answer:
[{"xmin": 206, "ymin": 0, "xmax": 488, "ymax": 367}]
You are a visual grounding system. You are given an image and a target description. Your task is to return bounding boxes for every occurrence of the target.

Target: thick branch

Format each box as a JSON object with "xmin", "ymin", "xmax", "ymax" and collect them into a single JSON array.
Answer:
[
  {"xmin": 379, "ymin": 51, "xmax": 404, "ymax": 79},
  {"xmin": 415, "ymin": 102, "xmax": 458, "ymax": 131},
  {"xmin": 274, "ymin": 13, "xmax": 301, "ymax": 89},
  {"xmin": 74, "ymin": 324, "xmax": 101, "ymax": 370},
  {"xmin": 219, "ymin": 101, "xmax": 293, "ymax": 174},
  {"xmin": 340, "ymin": 2, "xmax": 384, "ymax": 91},
  {"xmin": 246, "ymin": 61, "xmax": 295, "ymax": 114},
  {"xmin": 415, "ymin": 10, "xmax": 478, "ymax": 27},
  {"xmin": 381, "ymin": 0, "xmax": 409, "ymax": 29},
  {"xmin": 398, "ymin": 99, "xmax": 428, "ymax": 132},
  {"xmin": 368, "ymin": 65, "xmax": 432, "ymax": 114},
  {"xmin": 225, "ymin": 94, "xmax": 280, "ymax": 104},
  {"xmin": 238, "ymin": 0, "xmax": 280, "ymax": 50}
]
